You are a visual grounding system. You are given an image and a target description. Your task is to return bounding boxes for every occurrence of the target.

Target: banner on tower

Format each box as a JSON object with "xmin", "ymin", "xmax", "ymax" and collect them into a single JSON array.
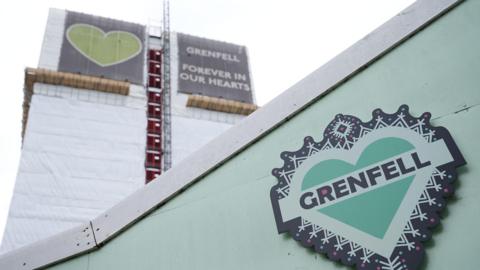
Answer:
[
  {"xmin": 177, "ymin": 33, "xmax": 253, "ymax": 103},
  {"xmin": 58, "ymin": 11, "xmax": 146, "ymax": 85}
]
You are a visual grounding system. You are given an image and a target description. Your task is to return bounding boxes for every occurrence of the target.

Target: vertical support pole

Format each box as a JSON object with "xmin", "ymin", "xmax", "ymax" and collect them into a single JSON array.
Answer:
[{"xmin": 162, "ymin": 0, "xmax": 173, "ymax": 171}]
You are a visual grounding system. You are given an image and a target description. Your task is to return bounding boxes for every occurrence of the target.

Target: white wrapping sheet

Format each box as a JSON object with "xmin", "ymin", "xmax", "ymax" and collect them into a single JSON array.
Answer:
[
  {"xmin": 0, "ymin": 84, "xmax": 146, "ymax": 253},
  {"xmin": 171, "ymin": 115, "xmax": 234, "ymax": 165}
]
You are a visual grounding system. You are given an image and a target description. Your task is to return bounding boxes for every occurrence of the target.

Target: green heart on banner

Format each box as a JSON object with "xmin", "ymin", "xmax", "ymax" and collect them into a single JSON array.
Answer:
[
  {"xmin": 301, "ymin": 137, "xmax": 415, "ymax": 239},
  {"xmin": 66, "ymin": 23, "xmax": 142, "ymax": 67}
]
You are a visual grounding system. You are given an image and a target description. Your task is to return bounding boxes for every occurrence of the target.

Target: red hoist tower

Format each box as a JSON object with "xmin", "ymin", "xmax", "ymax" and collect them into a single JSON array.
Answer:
[{"xmin": 145, "ymin": 0, "xmax": 172, "ymax": 183}]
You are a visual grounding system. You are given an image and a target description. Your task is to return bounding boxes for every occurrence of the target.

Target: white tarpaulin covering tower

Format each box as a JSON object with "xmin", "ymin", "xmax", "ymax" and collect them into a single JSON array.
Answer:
[{"xmin": 1, "ymin": 8, "xmax": 256, "ymax": 253}]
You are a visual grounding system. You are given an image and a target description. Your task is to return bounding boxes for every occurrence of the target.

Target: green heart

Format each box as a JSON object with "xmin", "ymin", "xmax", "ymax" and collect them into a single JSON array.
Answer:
[
  {"xmin": 302, "ymin": 137, "xmax": 415, "ymax": 239},
  {"xmin": 66, "ymin": 24, "xmax": 142, "ymax": 67}
]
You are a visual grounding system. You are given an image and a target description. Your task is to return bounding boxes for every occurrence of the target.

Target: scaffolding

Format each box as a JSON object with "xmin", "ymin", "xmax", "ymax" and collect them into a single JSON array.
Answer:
[{"xmin": 161, "ymin": 0, "xmax": 172, "ymax": 171}]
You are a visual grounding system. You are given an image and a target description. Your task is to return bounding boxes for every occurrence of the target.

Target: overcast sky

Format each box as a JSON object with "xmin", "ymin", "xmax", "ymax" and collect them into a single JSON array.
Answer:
[{"xmin": 0, "ymin": 0, "xmax": 413, "ymax": 242}]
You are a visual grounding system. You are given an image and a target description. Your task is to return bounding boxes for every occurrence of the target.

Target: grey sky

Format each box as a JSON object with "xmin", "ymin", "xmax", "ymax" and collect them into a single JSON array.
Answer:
[{"xmin": 0, "ymin": 0, "xmax": 413, "ymax": 242}]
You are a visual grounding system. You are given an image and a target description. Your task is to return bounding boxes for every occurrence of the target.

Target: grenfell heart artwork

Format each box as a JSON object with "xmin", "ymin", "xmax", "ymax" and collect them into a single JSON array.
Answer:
[
  {"xmin": 66, "ymin": 24, "xmax": 142, "ymax": 67},
  {"xmin": 270, "ymin": 105, "xmax": 465, "ymax": 270}
]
